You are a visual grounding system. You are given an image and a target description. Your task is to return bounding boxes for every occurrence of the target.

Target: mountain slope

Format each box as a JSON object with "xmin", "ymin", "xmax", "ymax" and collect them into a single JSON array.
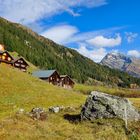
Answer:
[
  {"xmin": 101, "ymin": 52, "xmax": 140, "ymax": 78},
  {"xmin": 0, "ymin": 17, "xmax": 140, "ymax": 87}
]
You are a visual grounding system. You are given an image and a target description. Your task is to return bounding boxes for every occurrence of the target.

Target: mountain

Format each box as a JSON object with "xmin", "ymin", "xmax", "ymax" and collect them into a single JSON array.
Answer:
[
  {"xmin": 0, "ymin": 17, "xmax": 140, "ymax": 87},
  {"xmin": 100, "ymin": 52, "xmax": 140, "ymax": 78}
]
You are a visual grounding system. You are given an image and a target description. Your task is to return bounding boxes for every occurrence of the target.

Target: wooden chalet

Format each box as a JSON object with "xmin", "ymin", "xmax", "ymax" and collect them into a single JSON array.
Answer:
[
  {"xmin": 12, "ymin": 58, "xmax": 29, "ymax": 72},
  {"xmin": 32, "ymin": 70, "xmax": 60, "ymax": 86},
  {"xmin": 60, "ymin": 75, "xmax": 75, "ymax": 88},
  {"xmin": 0, "ymin": 50, "xmax": 14, "ymax": 65}
]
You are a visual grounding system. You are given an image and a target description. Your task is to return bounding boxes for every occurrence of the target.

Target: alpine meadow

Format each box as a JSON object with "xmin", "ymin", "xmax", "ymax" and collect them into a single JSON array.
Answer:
[{"xmin": 0, "ymin": 0, "xmax": 140, "ymax": 140}]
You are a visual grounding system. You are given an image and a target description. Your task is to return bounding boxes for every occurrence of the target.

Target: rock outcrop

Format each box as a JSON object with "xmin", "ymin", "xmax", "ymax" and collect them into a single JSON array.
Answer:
[
  {"xmin": 100, "ymin": 52, "xmax": 140, "ymax": 78},
  {"xmin": 81, "ymin": 91, "xmax": 140, "ymax": 121},
  {"xmin": 29, "ymin": 107, "xmax": 47, "ymax": 120},
  {"xmin": 49, "ymin": 106, "xmax": 76, "ymax": 113}
]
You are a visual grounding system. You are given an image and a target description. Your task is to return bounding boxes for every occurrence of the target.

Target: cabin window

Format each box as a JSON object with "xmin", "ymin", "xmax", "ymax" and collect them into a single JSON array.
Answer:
[
  {"xmin": 3, "ymin": 53, "xmax": 7, "ymax": 56},
  {"xmin": 15, "ymin": 63, "xmax": 20, "ymax": 66},
  {"xmin": 18, "ymin": 60, "xmax": 23, "ymax": 63},
  {"xmin": 50, "ymin": 77, "xmax": 52, "ymax": 80},
  {"xmin": 8, "ymin": 57, "xmax": 11, "ymax": 61},
  {"xmin": 21, "ymin": 64, "xmax": 25, "ymax": 67},
  {"xmin": 2, "ymin": 55, "xmax": 5, "ymax": 60}
]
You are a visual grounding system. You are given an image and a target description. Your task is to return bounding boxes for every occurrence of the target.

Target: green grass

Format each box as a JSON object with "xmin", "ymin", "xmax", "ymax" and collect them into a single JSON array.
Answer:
[
  {"xmin": 74, "ymin": 84, "xmax": 140, "ymax": 98},
  {"xmin": 0, "ymin": 64, "xmax": 140, "ymax": 140}
]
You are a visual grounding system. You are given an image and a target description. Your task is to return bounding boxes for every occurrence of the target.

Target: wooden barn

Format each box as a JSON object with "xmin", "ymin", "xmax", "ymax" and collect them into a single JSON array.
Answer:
[
  {"xmin": 0, "ymin": 50, "xmax": 14, "ymax": 64},
  {"xmin": 60, "ymin": 75, "xmax": 75, "ymax": 88},
  {"xmin": 32, "ymin": 70, "xmax": 60, "ymax": 86},
  {"xmin": 12, "ymin": 58, "xmax": 29, "ymax": 72}
]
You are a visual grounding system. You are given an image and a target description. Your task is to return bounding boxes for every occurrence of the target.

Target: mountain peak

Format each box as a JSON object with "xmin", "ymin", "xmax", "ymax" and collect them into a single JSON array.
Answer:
[
  {"xmin": 101, "ymin": 52, "xmax": 140, "ymax": 77},
  {"xmin": 107, "ymin": 52, "xmax": 128, "ymax": 58}
]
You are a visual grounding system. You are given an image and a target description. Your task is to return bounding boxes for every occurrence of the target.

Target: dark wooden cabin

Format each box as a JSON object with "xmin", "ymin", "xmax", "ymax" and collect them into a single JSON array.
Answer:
[
  {"xmin": 0, "ymin": 51, "xmax": 14, "ymax": 64},
  {"xmin": 32, "ymin": 70, "xmax": 60, "ymax": 86},
  {"xmin": 12, "ymin": 58, "xmax": 29, "ymax": 72},
  {"xmin": 60, "ymin": 75, "xmax": 75, "ymax": 88},
  {"xmin": 0, "ymin": 51, "xmax": 28, "ymax": 72}
]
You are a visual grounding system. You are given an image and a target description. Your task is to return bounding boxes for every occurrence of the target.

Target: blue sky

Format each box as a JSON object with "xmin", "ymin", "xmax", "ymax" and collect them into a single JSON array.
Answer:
[{"xmin": 0, "ymin": 0, "xmax": 140, "ymax": 62}]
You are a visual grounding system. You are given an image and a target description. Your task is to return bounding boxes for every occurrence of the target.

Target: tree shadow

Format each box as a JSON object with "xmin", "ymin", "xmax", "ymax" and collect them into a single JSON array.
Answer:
[{"xmin": 63, "ymin": 114, "xmax": 81, "ymax": 124}]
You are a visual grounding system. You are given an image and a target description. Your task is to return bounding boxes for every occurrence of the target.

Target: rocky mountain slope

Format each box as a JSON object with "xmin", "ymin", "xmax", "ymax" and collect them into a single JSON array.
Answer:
[
  {"xmin": 100, "ymin": 52, "xmax": 140, "ymax": 78},
  {"xmin": 0, "ymin": 17, "xmax": 140, "ymax": 87}
]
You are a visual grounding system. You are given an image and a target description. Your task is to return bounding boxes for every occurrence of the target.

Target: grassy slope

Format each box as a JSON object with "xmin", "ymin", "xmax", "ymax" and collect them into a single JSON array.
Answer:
[
  {"xmin": 0, "ymin": 64, "xmax": 140, "ymax": 140},
  {"xmin": 0, "ymin": 64, "xmax": 86, "ymax": 118}
]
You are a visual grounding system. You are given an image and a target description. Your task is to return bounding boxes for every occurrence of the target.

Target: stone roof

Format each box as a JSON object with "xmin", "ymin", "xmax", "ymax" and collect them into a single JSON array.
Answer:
[{"xmin": 32, "ymin": 70, "xmax": 57, "ymax": 78}]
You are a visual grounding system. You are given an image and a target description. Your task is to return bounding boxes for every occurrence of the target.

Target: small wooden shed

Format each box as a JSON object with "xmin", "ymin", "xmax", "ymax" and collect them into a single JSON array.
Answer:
[{"xmin": 60, "ymin": 75, "xmax": 75, "ymax": 88}]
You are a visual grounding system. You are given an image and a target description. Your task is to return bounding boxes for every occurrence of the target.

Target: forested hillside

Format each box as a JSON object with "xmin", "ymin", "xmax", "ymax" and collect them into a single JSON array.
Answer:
[{"xmin": 0, "ymin": 17, "xmax": 140, "ymax": 87}]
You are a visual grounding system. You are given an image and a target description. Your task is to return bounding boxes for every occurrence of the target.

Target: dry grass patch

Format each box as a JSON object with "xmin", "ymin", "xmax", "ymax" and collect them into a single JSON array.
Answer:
[{"xmin": 1, "ymin": 110, "xmax": 140, "ymax": 140}]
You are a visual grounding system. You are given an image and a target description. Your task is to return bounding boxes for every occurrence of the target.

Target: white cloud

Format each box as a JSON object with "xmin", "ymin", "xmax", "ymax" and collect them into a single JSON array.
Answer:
[
  {"xmin": 87, "ymin": 34, "xmax": 122, "ymax": 48},
  {"xmin": 41, "ymin": 25, "xmax": 78, "ymax": 44},
  {"xmin": 127, "ymin": 50, "xmax": 140, "ymax": 58},
  {"xmin": 65, "ymin": 27, "xmax": 123, "ymax": 44},
  {"xmin": 75, "ymin": 43, "xmax": 107, "ymax": 62},
  {"xmin": 41, "ymin": 24, "xmax": 123, "ymax": 46},
  {"xmin": 125, "ymin": 32, "xmax": 138, "ymax": 43},
  {"xmin": 0, "ymin": 0, "xmax": 107, "ymax": 24}
]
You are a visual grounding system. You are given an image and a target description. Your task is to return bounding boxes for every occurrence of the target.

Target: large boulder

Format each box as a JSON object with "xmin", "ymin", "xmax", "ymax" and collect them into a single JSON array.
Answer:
[{"xmin": 81, "ymin": 91, "xmax": 140, "ymax": 121}]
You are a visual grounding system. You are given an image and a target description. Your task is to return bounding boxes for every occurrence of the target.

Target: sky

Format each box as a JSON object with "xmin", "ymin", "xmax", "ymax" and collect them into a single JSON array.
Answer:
[{"xmin": 0, "ymin": 0, "xmax": 140, "ymax": 62}]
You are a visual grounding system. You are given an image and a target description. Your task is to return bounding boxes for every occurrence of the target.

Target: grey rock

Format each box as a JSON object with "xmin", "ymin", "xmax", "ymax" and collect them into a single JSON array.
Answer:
[
  {"xmin": 81, "ymin": 91, "xmax": 140, "ymax": 121},
  {"xmin": 29, "ymin": 107, "xmax": 47, "ymax": 120},
  {"xmin": 49, "ymin": 106, "xmax": 64, "ymax": 113}
]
